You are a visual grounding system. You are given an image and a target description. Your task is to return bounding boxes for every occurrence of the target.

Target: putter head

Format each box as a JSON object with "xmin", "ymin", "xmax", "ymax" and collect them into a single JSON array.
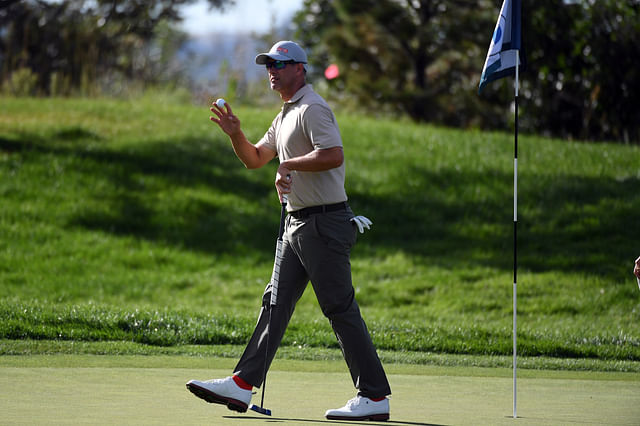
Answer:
[{"xmin": 249, "ymin": 404, "xmax": 272, "ymax": 416}]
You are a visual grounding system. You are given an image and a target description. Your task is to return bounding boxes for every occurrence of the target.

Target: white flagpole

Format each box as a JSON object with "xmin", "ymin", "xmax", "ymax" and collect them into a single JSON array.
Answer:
[{"xmin": 513, "ymin": 49, "xmax": 520, "ymax": 420}]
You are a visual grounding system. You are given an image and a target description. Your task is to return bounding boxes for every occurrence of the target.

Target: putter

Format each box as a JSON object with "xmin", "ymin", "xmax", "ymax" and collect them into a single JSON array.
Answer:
[{"xmin": 249, "ymin": 195, "xmax": 287, "ymax": 416}]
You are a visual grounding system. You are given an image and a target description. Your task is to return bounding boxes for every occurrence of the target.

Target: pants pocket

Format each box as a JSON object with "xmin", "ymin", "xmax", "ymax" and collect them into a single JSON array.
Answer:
[{"xmin": 315, "ymin": 211, "xmax": 356, "ymax": 253}]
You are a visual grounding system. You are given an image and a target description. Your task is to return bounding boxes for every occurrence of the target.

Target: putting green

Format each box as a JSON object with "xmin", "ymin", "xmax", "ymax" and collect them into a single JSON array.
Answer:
[{"xmin": 1, "ymin": 356, "xmax": 638, "ymax": 425}]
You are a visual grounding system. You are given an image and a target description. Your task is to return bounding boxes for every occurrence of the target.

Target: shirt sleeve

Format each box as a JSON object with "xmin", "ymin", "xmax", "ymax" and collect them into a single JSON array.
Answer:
[
  {"xmin": 257, "ymin": 114, "xmax": 280, "ymax": 155},
  {"xmin": 302, "ymin": 103, "xmax": 343, "ymax": 150}
]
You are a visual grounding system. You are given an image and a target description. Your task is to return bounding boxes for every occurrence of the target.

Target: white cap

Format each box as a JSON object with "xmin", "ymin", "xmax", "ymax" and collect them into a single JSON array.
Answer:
[{"xmin": 255, "ymin": 41, "xmax": 308, "ymax": 70}]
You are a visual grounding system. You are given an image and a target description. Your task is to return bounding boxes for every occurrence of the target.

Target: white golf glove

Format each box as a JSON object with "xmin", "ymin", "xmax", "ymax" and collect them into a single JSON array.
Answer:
[{"xmin": 350, "ymin": 215, "xmax": 373, "ymax": 233}]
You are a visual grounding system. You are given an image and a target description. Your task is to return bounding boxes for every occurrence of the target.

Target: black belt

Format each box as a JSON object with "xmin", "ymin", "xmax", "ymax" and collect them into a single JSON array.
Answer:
[{"xmin": 289, "ymin": 202, "xmax": 348, "ymax": 219}]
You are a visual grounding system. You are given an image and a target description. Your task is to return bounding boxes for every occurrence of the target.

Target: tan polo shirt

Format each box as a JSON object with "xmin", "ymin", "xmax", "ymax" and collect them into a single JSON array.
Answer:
[{"xmin": 258, "ymin": 85, "xmax": 347, "ymax": 212}]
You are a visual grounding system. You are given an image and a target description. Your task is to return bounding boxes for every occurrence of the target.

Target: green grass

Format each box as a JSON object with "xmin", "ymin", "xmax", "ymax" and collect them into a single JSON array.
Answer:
[
  {"xmin": 3, "ymin": 340, "xmax": 640, "ymax": 372},
  {"xmin": 1, "ymin": 96, "xmax": 640, "ymax": 368},
  {"xmin": 2, "ymin": 355, "xmax": 639, "ymax": 425}
]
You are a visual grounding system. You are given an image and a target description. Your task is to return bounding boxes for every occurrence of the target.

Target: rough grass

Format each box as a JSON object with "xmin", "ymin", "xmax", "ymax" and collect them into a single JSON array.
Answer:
[{"xmin": 1, "ymin": 96, "xmax": 639, "ymax": 367}]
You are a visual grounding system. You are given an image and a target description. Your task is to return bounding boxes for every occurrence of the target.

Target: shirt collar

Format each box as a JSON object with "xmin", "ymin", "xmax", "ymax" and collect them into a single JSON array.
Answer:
[{"xmin": 285, "ymin": 84, "xmax": 313, "ymax": 105}]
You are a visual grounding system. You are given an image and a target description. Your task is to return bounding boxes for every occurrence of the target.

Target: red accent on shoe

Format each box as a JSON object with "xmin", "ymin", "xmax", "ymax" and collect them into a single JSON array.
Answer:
[
  {"xmin": 370, "ymin": 397, "xmax": 386, "ymax": 402},
  {"xmin": 232, "ymin": 375, "xmax": 253, "ymax": 390}
]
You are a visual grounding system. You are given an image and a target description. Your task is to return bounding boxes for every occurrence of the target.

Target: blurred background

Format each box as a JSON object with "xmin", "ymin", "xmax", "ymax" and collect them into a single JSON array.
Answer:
[{"xmin": 1, "ymin": 0, "xmax": 639, "ymax": 143}]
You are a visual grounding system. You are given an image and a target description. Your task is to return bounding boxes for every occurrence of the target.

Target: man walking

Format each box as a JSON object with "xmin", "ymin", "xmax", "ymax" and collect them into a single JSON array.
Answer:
[{"xmin": 186, "ymin": 41, "xmax": 391, "ymax": 421}]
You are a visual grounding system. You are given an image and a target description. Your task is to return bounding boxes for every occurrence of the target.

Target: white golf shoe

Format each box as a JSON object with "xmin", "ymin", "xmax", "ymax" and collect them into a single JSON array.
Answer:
[
  {"xmin": 325, "ymin": 395, "xmax": 390, "ymax": 421},
  {"xmin": 186, "ymin": 376, "xmax": 252, "ymax": 413}
]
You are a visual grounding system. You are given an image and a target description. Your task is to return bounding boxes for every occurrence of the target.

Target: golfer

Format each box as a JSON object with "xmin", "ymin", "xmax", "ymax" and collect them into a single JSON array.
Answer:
[{"xmin": 186, "ymin": 40, "xmax": 391, "ymax": 421}]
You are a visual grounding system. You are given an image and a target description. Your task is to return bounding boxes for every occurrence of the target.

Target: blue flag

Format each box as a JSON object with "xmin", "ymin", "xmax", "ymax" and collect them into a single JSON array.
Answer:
[{"xmin": 478, "ymin": 0, "xmax": 522, "ymax": 93}]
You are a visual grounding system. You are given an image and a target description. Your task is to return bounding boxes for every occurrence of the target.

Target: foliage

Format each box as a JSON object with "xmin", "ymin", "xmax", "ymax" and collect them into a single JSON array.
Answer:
[
  {"xmin": 0, "ymin": 0, "xmax": 228, "ymax": 95},
  {"xmin": 2, "ymin": 1, "xmax": 639, "ymax": 142},
  {"xmin": 1, "ymin": 98, "xmax": 639, "ymax": 363},
  {"xmin": 294, "ymin": 0, "xmax": 499, "ymax": 127},
  {"xmin": 521, "ymin": 0, "xmax": 640, "ymax": 142},
  {"xmin": 294, "ymin": 0, "xmax": 640, "ymax": 143},
  {"xmin": 1, "ymin": 67, "xmax": 39, "ymax": 96}
]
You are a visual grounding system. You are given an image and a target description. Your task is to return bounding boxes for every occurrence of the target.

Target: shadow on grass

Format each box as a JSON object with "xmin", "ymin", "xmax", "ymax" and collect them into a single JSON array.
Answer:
[
  {"xmin": 348, "ymin": 163, "xmax": 639, "ymax": 283},
  {"xmin": 223, "ymin": 415, "xmax": 445, "ymax": 426},
  {"xmin": 65, "ymin": 138, "xmax": 278, "ymax": 256},
  {"xmin": 1, "ymin": 128, "xmax": 638, "ymax": 281},
  {"xmin": 0, "ymin": 129, "xmax": 279, "ymax": 259}
]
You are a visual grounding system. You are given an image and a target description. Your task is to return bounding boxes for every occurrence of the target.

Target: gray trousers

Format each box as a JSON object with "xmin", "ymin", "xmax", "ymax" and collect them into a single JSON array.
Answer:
[{"xmin": 233, "ymin": 207, "xmax": 391, "ymax": 399}]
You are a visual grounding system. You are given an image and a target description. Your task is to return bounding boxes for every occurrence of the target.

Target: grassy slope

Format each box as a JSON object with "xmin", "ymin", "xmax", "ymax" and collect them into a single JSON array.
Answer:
[{"xmin": 1, "ymin": 96, "xmax": 639, "ymax": 367}]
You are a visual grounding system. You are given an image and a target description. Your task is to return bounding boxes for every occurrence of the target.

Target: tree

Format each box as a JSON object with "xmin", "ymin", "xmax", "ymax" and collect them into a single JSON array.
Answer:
[
  {"xmin": 294, "ymin": 0, "xmax": 499, "ymax": 126},
  {"xmin": 0, "ymin": 0, "xmax": 231, "ymax": 95},
  {"xmin": 521, "ymin": 0, "xmax": 640, "ymax": 142},
  {"xmin": 294, "ymin": 0, "xmax": 640, "ymax": 143}
]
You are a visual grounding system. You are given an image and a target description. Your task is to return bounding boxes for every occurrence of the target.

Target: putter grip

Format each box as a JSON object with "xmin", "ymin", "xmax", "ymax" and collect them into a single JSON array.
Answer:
[
  {"xmin": 278, "ymin": 204, "xmax": 286, "ymax": 240},
  {"xmin": 279, "ymin": 194, "xmax": 288, "ymax": 238},
  {"xmin": 270, "ymin": 198, "xmax": 287, "ymax": 307},
  {"xmin": 269, "ymin": 240, "xmax": 283, "ymax": 306}
]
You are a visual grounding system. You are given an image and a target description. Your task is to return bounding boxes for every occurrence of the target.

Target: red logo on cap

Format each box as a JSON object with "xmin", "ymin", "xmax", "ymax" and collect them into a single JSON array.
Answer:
[{"xmin": 277, "ymin": 47, "xmax": 289, "ymax": 53}]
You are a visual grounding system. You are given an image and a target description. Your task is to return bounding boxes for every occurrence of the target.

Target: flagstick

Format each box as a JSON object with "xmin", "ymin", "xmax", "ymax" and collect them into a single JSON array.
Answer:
[{"xmin": 513, "ymin": 49, "xmax": 519, "ymax": 420}]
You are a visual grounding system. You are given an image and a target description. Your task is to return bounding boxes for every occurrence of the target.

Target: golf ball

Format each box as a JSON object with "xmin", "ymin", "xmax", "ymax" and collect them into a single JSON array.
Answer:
[{"xmin": 216, "ymin": 98, "xmax": 226, "ymax": 108}]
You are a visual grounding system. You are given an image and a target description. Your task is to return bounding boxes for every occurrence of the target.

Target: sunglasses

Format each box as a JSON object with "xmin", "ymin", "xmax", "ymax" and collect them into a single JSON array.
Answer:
[{"xmin": 265, "ymin": 60, "xmax": 296, "ymax": 70}]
